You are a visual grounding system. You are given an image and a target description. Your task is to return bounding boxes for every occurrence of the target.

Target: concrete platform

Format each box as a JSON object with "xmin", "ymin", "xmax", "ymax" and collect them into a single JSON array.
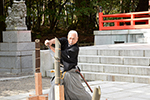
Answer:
[
  {"xmin": 84, "ymin": 43, "xmax": 150, "ymax": 48},
  {"xmin": 1, "ymin": 80, "xmax": 150, "ymax": 100},
  {"xmin": 94, "ymin": 29, "xmax": 150, "ymax": 45}
]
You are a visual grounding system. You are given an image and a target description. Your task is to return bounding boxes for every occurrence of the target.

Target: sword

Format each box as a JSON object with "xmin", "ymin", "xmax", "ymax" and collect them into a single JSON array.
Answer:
[
  {"xmin": 45, "ymin": 40, "xmax": 54, "ymax": 59},
  {"xmin": 75, "ymin": 69, "xmax": 93, "ymax": 93},
  {"xmin": 47, "ymin": 46, "xmax": 54, "ymax": 60}
]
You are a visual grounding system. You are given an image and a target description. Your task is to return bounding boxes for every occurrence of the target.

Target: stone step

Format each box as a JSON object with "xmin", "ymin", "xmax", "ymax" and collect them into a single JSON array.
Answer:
[
  {"xmin": 78, "ymin": 55, "xmax": 150, "ymax": 66},
  {"xmin": 46, "ymin": 68, "xmax": 150, "ymax": 84},
  {"xmin": 79, "ymin": 46, "xmax": 150, "ymax": 57},
  {"xmin": 81, "ymin": 71, "xmax": 150, "ymax": 84},
  {"xmin": 78, "ymin": 63, "xmax": 150, "ymax": 76}
]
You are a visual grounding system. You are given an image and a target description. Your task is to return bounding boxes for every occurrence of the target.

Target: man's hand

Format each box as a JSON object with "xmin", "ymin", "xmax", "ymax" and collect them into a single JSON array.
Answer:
[
  {"xmin": 44, "ymin": 38, "xmax": 55, "ymax": 53},
  {"xmin": 45, "ymin": 39, "xmax": 55, "ymax": 46},
  {"xmin": 44, "ymin": 40, "xmax": 50, "ymax": 46}
]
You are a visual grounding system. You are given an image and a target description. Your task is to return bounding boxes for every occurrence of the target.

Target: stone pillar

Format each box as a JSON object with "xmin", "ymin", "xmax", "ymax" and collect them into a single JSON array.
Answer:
[{"xmin": 0, "ymin": 0, "xmax": 35, "ymax": 74}]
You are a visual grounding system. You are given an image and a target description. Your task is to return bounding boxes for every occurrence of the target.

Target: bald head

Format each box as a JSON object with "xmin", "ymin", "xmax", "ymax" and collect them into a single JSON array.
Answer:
[{"xmin": 67, "ymin": 30, "xmax": 78, "ymax": 45}]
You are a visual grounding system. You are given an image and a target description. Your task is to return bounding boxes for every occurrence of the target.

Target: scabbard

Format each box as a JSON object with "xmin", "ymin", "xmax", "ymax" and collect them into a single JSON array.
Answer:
[{"xmin": 76, "ymin": 70, "xmax": 93, "ymax": 93}]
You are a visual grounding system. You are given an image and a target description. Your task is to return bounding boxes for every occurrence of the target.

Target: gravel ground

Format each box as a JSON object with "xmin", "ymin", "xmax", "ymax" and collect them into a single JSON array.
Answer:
[{"xmin": 0, "ymin": 76, "xmax": 51, "ymax": 98}]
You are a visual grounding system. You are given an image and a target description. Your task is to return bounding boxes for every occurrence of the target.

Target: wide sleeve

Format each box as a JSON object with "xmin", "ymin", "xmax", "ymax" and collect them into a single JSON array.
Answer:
[
  {"xmin": 58, "ymin": 37, "xmax": 67, "ymax": 45},
  {"xmin": 61, "ymin": 46, "xmax": 78, "ymax": 62}
]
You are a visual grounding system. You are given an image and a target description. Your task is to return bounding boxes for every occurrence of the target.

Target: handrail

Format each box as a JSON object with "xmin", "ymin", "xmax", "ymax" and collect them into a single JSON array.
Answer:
[{"xmin": 99, "ymin": 11, "xmax": 150, "ymax": 31}]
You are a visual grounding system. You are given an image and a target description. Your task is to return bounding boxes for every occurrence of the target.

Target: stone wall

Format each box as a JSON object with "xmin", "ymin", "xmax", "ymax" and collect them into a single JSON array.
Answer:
[{"xmin": 32, "ymin": 50, "xmax": 54, "ymax": 77}]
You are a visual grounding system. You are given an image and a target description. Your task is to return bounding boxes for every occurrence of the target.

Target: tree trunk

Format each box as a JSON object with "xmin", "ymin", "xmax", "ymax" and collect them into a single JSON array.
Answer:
[
  {"xmin": 37, "ymin": 1, "xmax": 40, "ymax": 30},
  {"xmin": 26, "ymin": 0, "xmax": 31, "ymax": 30},
  {"xmin": 48, "ymin": 0, "xmax": 68, "ymax": 33},
  {"xmin": 41, "ymin": 0, "xmax": 46, "ymax": 26},
  {"xmin": 0, "ymin": 0, "xmax": 5, "ymax": 42}
]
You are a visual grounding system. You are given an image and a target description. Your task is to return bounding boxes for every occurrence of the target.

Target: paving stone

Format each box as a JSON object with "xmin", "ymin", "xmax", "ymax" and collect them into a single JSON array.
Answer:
[
  {"xmin": 0, "ymin": 78, "xmax": 150, "ymax": 100},
  {"xmin": 118, "ymin": 96, "xmax": 148, "ymax": 100}
]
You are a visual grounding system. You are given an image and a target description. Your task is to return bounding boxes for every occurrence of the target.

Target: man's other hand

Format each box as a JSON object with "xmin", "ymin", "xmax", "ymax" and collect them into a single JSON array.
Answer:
[{"xmin": 44, "ymin": 40, "xmax": 49, "ymax": 46}]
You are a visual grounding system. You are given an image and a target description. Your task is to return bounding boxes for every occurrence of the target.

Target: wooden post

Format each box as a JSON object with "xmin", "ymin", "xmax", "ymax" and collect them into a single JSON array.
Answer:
[
  {"xmin": 35, "ymin": 39, "xmax": 42, "ymax": 95},
  {"xmin": 115, "ymin": 22, "xmax": 120, "ymax": 27},
  {"xmin": 54, "ymin": 37, "xmax": 64, "ymax": 100},
  {"xmin": 131, "ymin": 14, "xmax": 135, "ymax": 26},
  {"xmin": 99, "ymin": 6, "xmax": 103, "ymax": 31},
  {"xmin": 92, "ymin": 86, "xmax": 101, "ymax": 100},
  {"xmin": 55, "ymin": 85, "xmax": 64, "ymax": 100},
  {"xmin": 35, "ymin": 73, "xmax": 42, "ymax": 95},
  {"xmin": 27, "ymin": 39, "xmax": 48, "ymax": 100},
  {"xmin": 35, "ymin": 39, "xmax": 40, "ymax": 73}
]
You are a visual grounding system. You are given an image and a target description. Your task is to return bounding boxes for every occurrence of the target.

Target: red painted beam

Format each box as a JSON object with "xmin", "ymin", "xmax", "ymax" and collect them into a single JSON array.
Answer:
[{"xmin": 99, "ymin": 10, "xmax": 150, "ymax": 30}]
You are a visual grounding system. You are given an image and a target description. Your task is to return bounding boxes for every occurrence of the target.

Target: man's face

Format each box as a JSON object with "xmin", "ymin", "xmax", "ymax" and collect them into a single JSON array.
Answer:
[{"xmin": 68, "ymin": 33, "xmax": 78, "ymax": 45}]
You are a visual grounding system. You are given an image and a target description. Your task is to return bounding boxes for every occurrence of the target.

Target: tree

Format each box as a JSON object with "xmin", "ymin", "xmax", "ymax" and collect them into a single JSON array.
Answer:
[
  {"xmin": 2, "ymin": 0, "xmax": 149, "ymax": 43},
  {"xmin": 136, "ymin": 0, "xmax": 149, "ymax": 11},
  {"xmin": 0, "ymin": 0, "xmax": 5, "ymax": 42},
  {"xmin": 74, "ymin": 0, "xmax": 99, "ymax": 34},
  {"xmin": 47, "ymin": 0, "xmax": 69, "ymax": 32}
]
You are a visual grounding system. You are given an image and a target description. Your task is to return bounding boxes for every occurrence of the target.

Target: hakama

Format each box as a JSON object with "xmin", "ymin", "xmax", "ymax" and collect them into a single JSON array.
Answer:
[{"xmin": 48, "ymin": 68, "xmax": 92, "ymax": 100}]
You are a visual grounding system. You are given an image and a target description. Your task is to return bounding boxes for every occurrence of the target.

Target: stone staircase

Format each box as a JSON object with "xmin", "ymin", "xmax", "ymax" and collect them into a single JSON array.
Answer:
[{"xmin": 78, "ymin": 43, "xmax": 150, "ymax": 84}]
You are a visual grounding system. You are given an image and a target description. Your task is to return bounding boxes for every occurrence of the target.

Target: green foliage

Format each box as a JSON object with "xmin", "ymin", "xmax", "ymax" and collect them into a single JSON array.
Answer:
[
  {"xmin": 2, "ymin": 0, "xmax": 144, "ymax": 41},
  {"xmin": 0, "ymin": 16, "xmax": 5, "ymax": 22},
  {"xmin": 75, "ymin": 0, "xmax": 97, "ymax": 16},
  {"xmin": 36, "ymin": 34, "xmax": 42, "ymax": 39}
]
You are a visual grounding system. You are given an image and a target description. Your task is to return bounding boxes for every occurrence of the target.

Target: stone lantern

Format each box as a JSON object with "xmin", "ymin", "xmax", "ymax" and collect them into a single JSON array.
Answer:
[{"xmin": 0, "ymin": 0, "xmax": 35, "ymax": 74}]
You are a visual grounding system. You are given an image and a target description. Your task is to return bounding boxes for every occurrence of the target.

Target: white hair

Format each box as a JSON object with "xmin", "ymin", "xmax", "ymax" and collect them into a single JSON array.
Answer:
[{"xmin": 68, "ymin": 30, "xmax": 78, "ymax": 37}]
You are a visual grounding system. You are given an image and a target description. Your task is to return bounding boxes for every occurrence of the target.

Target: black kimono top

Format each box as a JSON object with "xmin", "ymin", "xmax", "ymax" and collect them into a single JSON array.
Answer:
[{"xmin": 58, "ymin": 37, "xmax": 79, "ymax": 71}]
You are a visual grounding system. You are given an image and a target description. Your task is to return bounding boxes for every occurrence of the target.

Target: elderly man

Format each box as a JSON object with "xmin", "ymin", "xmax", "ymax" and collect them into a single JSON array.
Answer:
[{"xmin": 45, "ymin": 30, "xmax": 91, "ymax": 100}]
